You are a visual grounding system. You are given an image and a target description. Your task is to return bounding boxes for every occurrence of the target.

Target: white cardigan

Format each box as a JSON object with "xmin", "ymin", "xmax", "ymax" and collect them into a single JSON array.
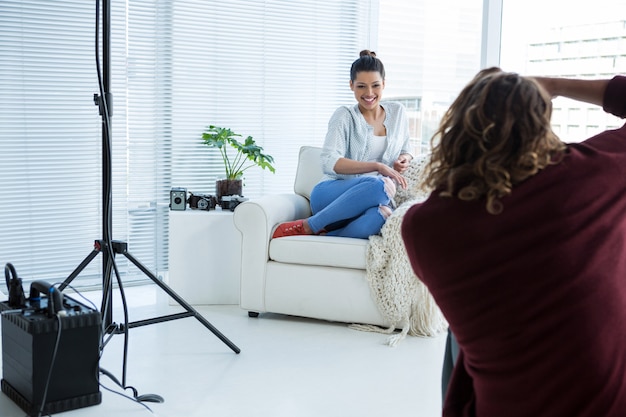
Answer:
[{"xmin": 319, "ymin": 101, "xmax": 412, "ymax": 182}]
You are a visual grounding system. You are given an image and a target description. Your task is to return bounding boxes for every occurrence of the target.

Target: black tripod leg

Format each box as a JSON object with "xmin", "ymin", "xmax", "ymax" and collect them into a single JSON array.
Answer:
[
  {"xmin": 100, "ymin": 250, "xmax": 116, "ymax": 332},
  {"xmin": 58, "ymin": 249, "xmax": 100, "ymax": 291},
  {"xmin": 121, "ymin": 251, "xmax": 241, "ymax": 354}
]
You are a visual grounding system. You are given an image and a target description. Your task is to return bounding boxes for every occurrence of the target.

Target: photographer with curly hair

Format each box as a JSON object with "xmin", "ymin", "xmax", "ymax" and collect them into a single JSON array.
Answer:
[{"xmin": 402, "ymin": 68, "xmax": 626, "ymax": 417}]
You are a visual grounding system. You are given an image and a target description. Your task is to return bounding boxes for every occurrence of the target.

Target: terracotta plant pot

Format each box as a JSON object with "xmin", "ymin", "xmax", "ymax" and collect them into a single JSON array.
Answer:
[{"xmin": 216, "ymin": 179, "xmax": 243, "ymax": 203}]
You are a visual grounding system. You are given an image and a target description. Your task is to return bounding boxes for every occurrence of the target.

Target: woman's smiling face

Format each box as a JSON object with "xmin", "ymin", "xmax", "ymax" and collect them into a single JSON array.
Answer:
[{"xmin": 350, "ymin": 71, "xmax": 385, "ymax": 111}]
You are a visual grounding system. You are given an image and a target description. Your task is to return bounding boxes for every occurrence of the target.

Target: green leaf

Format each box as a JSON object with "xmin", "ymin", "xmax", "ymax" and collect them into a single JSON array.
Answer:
[{"xmin": 200, "ymin": 125, "xmax": 276, "ymax": 180}]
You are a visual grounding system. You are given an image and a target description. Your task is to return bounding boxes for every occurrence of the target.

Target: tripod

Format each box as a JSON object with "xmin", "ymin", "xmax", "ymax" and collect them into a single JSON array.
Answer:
[{"xmin": 59, "ymin": 0, "xmax": 240, "ymax": 399}]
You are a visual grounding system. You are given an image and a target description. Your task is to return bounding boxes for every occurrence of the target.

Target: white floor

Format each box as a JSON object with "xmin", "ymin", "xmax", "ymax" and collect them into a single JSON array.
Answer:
[{"xmin": 0, "ymin": 284, "xmax": 446, "ymax": 417}]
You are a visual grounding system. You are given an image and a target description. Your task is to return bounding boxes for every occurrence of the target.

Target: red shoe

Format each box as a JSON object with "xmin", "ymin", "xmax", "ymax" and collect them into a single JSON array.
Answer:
[{"xmin": 272, "ymin": 220, "xmax": 310, "ymax": 238}]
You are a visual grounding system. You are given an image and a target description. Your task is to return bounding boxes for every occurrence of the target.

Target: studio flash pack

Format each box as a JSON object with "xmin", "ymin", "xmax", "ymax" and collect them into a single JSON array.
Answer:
[{"xmin": 1, "ymin": 263, "xmax": 101, "ymax": 416}]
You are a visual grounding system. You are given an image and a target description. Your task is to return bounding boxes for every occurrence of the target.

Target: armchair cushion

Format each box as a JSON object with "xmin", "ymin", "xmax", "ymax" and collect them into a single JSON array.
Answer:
[
  {"xmin": 294, "ymin": 146, "xmax": 324, "ymax": 200},
  {"xmin": 269, "ymin": 235, "xmax": 367, "ymax": 269}
]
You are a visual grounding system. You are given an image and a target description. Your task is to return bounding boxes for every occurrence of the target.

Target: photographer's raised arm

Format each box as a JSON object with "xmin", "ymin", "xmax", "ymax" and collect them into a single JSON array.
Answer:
[{"xmin": 532, "ymin": 77, "xmax": 610, "ymax": 107}]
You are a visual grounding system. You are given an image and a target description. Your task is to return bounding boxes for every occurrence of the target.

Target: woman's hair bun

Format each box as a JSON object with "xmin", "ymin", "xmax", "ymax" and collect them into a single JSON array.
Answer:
[{"xmin": 351, "ymin": 49, "xmax": 384, "ymax": 81}]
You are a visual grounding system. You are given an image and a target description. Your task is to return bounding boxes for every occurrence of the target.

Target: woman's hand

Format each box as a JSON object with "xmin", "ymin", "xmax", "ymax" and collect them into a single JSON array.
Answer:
[
  {"xmin": 378, "ymin": 162, "xmax": 407, "ymax": 189},
  {"xmin": 393, "ymin": 154, "xmax": 412, "ymax": 174},
  {"xmin": 333, "ymin": 157, "xmax": 408, "ymax": 189}
]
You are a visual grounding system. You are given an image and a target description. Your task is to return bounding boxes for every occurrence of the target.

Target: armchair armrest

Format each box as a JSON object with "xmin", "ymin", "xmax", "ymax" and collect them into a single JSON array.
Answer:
[{"xmin": 233, "ymin": 193, "xmax": 312, "ymax": 312}]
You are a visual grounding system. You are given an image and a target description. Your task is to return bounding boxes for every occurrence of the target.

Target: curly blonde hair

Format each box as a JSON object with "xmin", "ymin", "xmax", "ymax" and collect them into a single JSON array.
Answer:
[{"xmin": 424, "ymin": 67, "xmax": 566, "ymax": 214}]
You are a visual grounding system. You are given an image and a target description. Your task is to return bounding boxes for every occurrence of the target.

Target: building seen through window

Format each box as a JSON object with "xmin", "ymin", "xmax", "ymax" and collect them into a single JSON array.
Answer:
[
  {"xmin": 525, "ymin": 19, "xmax": 626, "ymax": 139},
  {"xmin": 379, "ymin": 0, "xmax": 625, "ymax": 154},
  {"xmin": 501, "ymin": 0, "xmax": 625, "ymax": 143}
]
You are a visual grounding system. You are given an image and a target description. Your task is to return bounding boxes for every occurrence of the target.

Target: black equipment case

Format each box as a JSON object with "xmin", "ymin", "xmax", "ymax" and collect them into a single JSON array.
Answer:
[{"xmin": 1, "ymin": 292, "xmax": 101, "ymax": 416}]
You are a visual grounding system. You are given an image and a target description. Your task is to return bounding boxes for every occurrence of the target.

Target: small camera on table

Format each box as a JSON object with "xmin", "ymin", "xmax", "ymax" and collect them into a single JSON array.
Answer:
[
  {"xmin": 169, "ymin": 187, "xmax": 187, "ymax": 210},
  {"xmin": 220, "ymin": 195, "xmax": 248, "ymax": 211},
  {"xmin": 188, "ymin": 192, "xmax": 218, "ymax": 210}
]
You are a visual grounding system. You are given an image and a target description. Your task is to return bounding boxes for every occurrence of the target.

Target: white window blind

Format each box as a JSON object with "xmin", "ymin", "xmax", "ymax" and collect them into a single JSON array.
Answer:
[
  {"xmin": 164, "ymin": 0, "xmax": 375, "ymax": 198},
  {"xmin": 0, "ymin": 0, "xmax": 104, "ymax": 286},
  {"xmin": 377, "ymin": 0, "xmax": 484, "ymax": 154},
  {"xmin": 0, "ymin": 0, "xmax": 374, "ymax": 287}
]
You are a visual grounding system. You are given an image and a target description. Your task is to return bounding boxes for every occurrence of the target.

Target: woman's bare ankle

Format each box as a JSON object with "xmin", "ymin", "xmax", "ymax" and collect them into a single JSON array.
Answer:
[{"xmin": 303, "ymin": 219, "xmax": 313, "ymax": 234}]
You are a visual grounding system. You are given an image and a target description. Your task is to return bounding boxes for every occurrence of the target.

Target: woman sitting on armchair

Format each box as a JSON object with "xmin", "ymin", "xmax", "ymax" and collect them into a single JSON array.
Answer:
[{"xmin": 273, "ymin": 50, "xmax": 413, "ymax": 239}]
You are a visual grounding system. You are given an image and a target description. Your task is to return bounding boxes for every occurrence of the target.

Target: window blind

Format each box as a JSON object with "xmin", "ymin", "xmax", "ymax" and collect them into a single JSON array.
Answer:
[
  {"xmin": 0, "ymin": 0, "xmax": 374, "ymax": 287},
  {"xmin": 0, "ymin": 0, "xmax": 103, "ymax": 286},
  {"xmin": 377, "ymin": 0, "xmax": 483, "ymax": 154},
  {"xmin": 163, "ymin": 0, "xmax": 375, "ymax": 199}
]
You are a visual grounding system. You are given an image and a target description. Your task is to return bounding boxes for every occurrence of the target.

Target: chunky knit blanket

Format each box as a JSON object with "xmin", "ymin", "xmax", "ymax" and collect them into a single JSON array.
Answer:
[{"xmin": 351, "ymin": 156, "xmax": 448, "ymax": 346}]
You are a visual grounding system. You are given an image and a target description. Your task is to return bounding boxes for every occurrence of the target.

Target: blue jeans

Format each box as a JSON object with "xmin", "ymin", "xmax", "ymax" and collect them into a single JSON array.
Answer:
[{"xmin": 308, "ymin": 176, "xmax": 392, "ymax": 239}]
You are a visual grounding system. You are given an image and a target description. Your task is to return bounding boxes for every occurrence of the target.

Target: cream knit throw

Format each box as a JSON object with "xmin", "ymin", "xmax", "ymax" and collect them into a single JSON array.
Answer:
[{"xmin": 350, "ymin": 155, "xmax": 448, "ymax": 346}]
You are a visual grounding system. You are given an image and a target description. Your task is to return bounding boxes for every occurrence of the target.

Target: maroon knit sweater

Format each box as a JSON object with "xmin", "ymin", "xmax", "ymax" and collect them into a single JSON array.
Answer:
[{"xmin": 402, "ymin": 76, "xmax": 626, "ymax": 417}]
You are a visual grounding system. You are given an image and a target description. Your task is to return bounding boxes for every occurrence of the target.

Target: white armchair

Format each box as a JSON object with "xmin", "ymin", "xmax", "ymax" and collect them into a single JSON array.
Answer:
[{"xmin": 233, "ymin": 146, "xmax": 388, "ymax": 326}]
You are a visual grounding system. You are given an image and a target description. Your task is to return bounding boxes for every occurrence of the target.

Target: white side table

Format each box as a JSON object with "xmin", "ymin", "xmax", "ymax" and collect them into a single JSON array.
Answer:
[{"xmin": 168, "ymin": 209, "xmax": 241, "ymax": 305}]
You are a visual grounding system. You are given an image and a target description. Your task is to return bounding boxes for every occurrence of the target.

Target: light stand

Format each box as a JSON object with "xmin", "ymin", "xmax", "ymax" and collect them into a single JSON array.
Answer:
[{"xmin": 59, "ymin": 0, "xmax": 240, "ymax": 401}]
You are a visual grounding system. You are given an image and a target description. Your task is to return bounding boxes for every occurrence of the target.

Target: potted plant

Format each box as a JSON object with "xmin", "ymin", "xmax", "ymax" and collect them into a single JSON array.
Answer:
[{"xmin": 201, "ymin": 125, "xmax": 275, "ymax": 203}]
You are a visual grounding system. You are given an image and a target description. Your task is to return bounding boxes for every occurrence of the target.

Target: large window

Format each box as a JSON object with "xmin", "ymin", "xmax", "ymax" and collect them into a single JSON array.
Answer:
[
  {"xmin": 500, "ymin": 0, "xmax": 626, "ymax": 142},
  {"xmin": 0, "ymin": 1, "xmax": 103, "ymax": 286},
  {"xmin": 377, "ymin": 0, "xmax": 484, "ymax": 154},
  {"xmin": 0, "ymin": 0, "xmax": 374, "ymax": 287},
  {"xmin": 8, "ymin": 1, "xmax": 616, "ymax": 289}
]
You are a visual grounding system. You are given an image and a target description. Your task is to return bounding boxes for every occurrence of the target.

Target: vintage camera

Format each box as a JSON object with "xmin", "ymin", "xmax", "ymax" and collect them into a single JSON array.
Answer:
[
  {"xmin": 169, "ymin": 187, "xmax": 187, "ymax": 210},
  {"xmin": 187, "ymin": 192, "xmax": 217, "ymax": 210},
  {"xmin": 220, "ymin": 195, "xmax": 248, "ymax": 211}
]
